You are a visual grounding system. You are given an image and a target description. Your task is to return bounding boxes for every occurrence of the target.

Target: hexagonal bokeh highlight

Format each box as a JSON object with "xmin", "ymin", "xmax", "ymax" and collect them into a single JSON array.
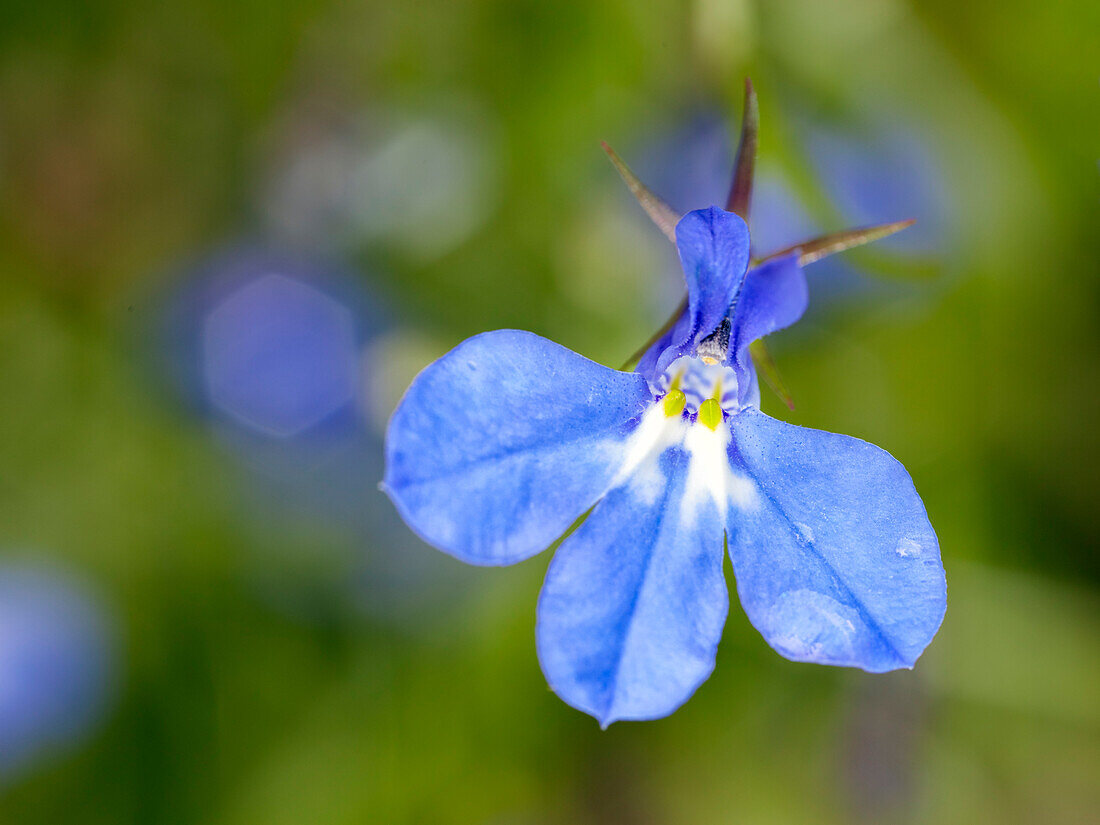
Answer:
[{"xmin": 202, "ymin": 272, "xmax": 358, "ymax": 438}]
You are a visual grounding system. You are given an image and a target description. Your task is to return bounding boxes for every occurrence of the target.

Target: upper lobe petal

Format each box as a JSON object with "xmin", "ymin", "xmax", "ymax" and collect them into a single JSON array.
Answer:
[
  {"xmin": 678, "ymin": 207, "xmax": 751, "ymax": 344},
  {"xmin": 383, "ymin": 330, "xmax": 652, "ymax": 566},
  {"xmin": 730, "ymin": 253, "xmax": 807, "ymax": 353},
  {"xmin": 639, "ymin": 207, "xmax": 750, "ymax": 379},
  {"xmin": 729, "ymin": 253, "xmax": 807, "ymax": 404},
  {"xmin": 726, "ymin": 409, "xmax": 946, "ymax": 672},
  {"xmin": 537, "ymin": 439, "xmax": 728, "ymax": 726}
]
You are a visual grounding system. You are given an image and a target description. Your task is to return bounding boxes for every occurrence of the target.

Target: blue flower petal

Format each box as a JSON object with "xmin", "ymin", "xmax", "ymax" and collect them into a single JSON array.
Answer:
[
  {"xmin": 383, "ymin": 330, "xmax": 652, "ymax": 566},
  {"xmin": 634, "ymin": 315, "xmax": 682, "ymax": 381},
  {"xmin": 727, "ymin": 409, "xmax": 946, "ymax": 672},
  {"xmin": 677, "ymin": 208, "xmax": 751, "ymax": 341},
  {"xmin": 731, "ymin": 253, "xmax": 808, "ymax": 353},
  {"xmin": 638, "ymin": 207, "xmax": 750, "ymax": 379},
  {"xmin": 729, "ymin": 253, "xmax": 808, "ymax": 400},
  {"xmin": 537, "ymin": 444, "xmax": 728, "ymax": 726}
]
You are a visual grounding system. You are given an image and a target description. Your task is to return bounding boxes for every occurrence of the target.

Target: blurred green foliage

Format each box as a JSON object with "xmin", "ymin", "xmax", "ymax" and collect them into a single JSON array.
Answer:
[{"xmin": 0, "ymin": 0, "xmax": 1097, "ymax": 823}]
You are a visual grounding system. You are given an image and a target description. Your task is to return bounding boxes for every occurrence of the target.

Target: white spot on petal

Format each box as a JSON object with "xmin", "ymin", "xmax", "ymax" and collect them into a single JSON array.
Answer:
[
  {"xmin": 895, "ymin": 537, "xmax": 922, "ymax": 557},
  {"xmin": 612, "ymin": 405, "xmax": 686, "ymax": 485},
  {"xmin": 682, "ymin": 419, "xmax": 759, "ymax": 523},
  {"xmin": 606, "ymin": 404, "xmax": 686, "ymax": 507}
]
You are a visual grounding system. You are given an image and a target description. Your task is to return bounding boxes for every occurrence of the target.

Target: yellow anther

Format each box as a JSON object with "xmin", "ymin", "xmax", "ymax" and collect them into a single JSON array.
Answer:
[
  {"xmin": 663, "ymin": 389, "xmax": 687, "ymax": 417},
  {"xmin": 698, "ymin": 398, "xmax": 723, "ymax": 430}
]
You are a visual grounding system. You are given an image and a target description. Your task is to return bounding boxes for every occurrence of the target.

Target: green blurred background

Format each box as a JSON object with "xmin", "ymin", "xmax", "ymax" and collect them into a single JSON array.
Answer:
[{"xmin": 0, "ymin": 0, "xmax": 1097, "ymax": 822}]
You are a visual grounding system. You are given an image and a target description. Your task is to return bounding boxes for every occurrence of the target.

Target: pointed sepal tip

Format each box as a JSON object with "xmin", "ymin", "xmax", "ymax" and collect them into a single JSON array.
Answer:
[{"xmin": 600, "ymin": 141, "xmax": 680, "ymax": 243}]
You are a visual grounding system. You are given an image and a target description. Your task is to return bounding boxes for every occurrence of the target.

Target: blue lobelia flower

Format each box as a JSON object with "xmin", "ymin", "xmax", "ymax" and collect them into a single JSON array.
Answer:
[
  {"xmin": 0, "ymin": 561, "xmax": 115, "ymax": 784},
  {"xmin": 382, "ymin": 82, "xmax": 946, "ymax": 726}
]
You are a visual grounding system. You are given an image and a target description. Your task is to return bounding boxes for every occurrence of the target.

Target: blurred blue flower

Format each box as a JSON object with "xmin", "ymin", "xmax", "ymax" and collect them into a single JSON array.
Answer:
[
  {"xmin": 161, "ymin": 246, "xmax": 372, "ymax": 445},
  {"xmin": 0, "ymin": 562, "xmax": 114, "ymax": 784},
  {"xmin": 803, "ymin": 116, "xmax": 949, "ymax": 256},
  {"xmin": 202, "ymin": 271, "xmax": 359, "ymax": 439},
  {"xmin": 384, "ymin": 206, "xmax": 946, "ymax": 725},
  {"xmin": 156, "ymin": 246, "xmax": 476, "ymax": 627},
  {"xmin": 640, "ymin": 104, "xmax": 951, "ymax": 316}
]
